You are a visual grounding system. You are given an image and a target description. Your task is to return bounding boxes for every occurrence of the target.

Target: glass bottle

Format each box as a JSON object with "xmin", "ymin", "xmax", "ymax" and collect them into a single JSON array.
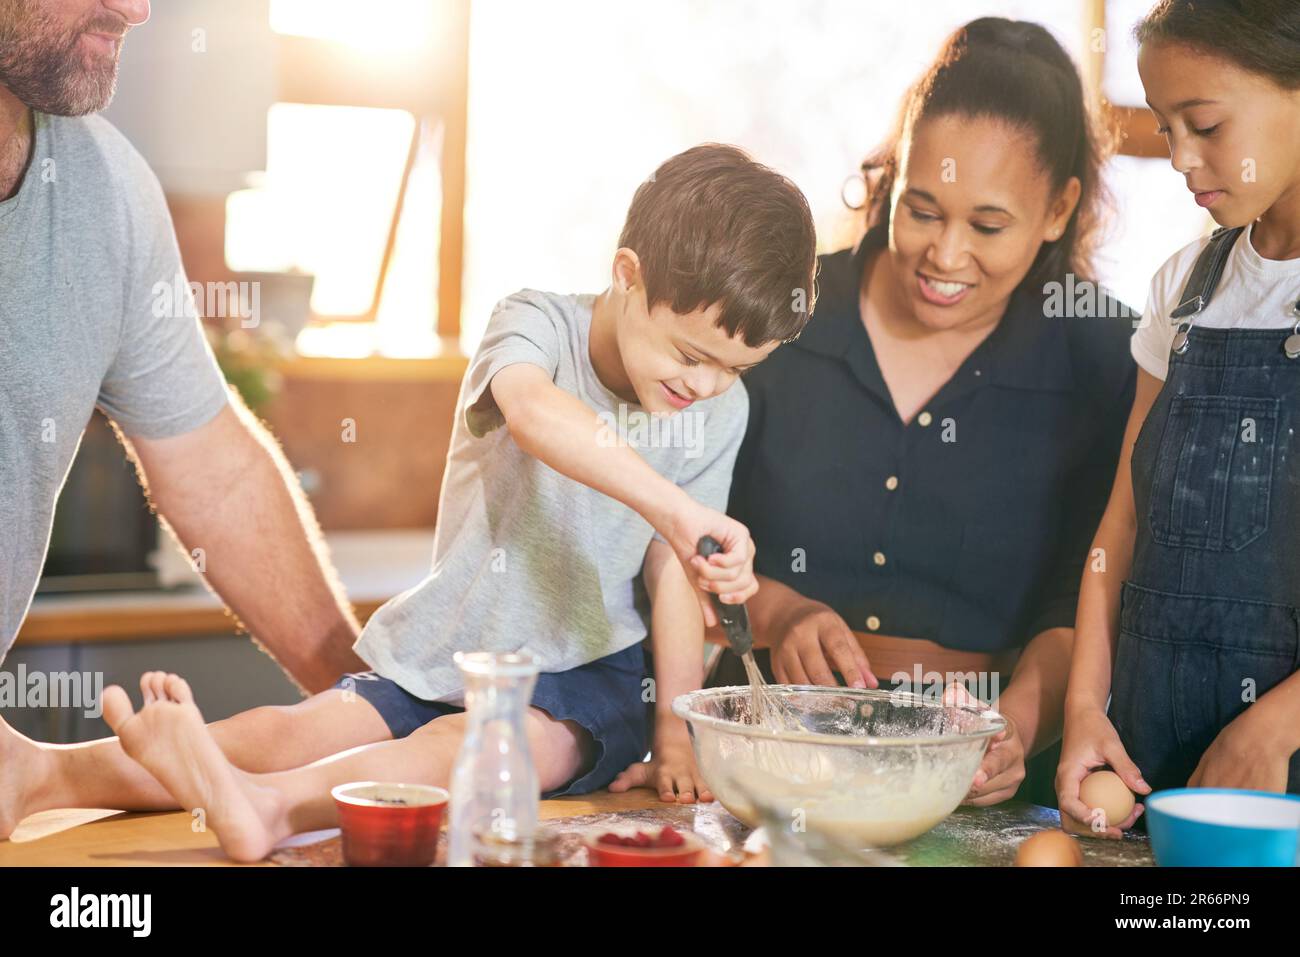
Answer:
[{"xmin": 446, "ymin": 651, "xmax": 540, "ymax": 866}]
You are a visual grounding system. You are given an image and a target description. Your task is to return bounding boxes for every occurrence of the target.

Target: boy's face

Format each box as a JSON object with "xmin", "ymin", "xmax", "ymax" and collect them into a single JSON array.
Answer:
[
  {"xmin": 619, "ymin": 295, "xmax": 780, "ymax": 414},
  {"xmin": 1138, "ymin": 40, "xmax": 1300, "ymax": 228}
]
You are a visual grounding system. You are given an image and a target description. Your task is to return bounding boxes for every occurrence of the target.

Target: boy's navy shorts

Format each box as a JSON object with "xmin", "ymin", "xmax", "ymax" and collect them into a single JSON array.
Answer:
[{"xmin": 333, "ymin": 642, "xmax": 651, "ymax": 798}]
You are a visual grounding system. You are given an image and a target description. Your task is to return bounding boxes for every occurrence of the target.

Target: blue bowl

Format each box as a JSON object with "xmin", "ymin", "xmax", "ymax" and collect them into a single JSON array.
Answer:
[{"xmin": 1146, "ymin": 788, "xmax": 1300, "ymax": 867}]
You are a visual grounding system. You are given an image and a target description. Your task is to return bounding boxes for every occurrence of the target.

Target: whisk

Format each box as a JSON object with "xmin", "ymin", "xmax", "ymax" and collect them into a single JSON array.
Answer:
[{"xmin": 697, "ymin": 537, "xmax": 802, "ymax": 733}]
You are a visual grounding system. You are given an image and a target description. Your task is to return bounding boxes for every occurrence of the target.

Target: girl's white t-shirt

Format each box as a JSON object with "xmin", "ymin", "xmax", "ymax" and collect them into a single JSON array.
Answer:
[{"xmin": 1132, "ymin": 221, "xmax": 1300, "ymax": 381}]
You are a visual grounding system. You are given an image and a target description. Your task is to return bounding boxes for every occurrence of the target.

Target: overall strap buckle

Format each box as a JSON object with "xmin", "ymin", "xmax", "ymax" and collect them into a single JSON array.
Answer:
[
  {"xmin": 1170, "ymin": 226, "xmax": 1246, "ymax": 355},
  {"xmin": 1285, "ymin": 300, "xmax": 1300, "ymax": 360}
]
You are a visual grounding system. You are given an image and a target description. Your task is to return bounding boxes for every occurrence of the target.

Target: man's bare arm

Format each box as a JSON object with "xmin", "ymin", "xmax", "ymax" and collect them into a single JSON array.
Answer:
[{"xmin": 124, "ymin": 397, "xmax": 367, "ymax": 694}]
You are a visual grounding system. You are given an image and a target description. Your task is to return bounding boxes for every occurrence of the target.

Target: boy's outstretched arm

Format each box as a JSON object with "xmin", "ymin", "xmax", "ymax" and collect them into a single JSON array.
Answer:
[
  {"xmin": 490, "ymin": 362, "xmax": 756, "ymax": 623},
  {"xmin": 608, "ymin": 538, "xmax": 714, "ymax": 803}
]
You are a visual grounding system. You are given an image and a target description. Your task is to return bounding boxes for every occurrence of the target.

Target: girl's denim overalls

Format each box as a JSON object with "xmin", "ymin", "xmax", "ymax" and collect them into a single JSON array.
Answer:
[{"xmin": 1113, "ymin": 225, "xmax": 1300, "ymax": 794}]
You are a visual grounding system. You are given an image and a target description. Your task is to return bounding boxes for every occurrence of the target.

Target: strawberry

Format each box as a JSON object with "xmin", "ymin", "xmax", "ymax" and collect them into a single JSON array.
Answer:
[{"xmin": 657, "ymin": 827, "xmax": 685, "ymax": 847}]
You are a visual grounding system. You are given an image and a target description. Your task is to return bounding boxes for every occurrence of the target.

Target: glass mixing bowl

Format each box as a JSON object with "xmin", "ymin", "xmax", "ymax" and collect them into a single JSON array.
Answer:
[{"xmin": 673, "ymin": 685, "xmax": 1005, "ymax": 848}]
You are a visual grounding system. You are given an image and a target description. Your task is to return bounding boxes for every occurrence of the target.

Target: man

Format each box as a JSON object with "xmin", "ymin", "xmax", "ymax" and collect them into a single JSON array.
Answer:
[{"xmin": 0, "ymin": 0, "xmax": 368, "ymax": 693}]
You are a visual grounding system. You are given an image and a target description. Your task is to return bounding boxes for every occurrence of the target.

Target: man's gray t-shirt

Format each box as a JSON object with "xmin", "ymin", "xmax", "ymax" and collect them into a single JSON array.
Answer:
[
  {"xmin": 355, "ymin": 290, "xmax": 749, "ymax": 702},
  {"xmin": 0, "ymin": 113, "xmax": 230, "ymax": 654}
]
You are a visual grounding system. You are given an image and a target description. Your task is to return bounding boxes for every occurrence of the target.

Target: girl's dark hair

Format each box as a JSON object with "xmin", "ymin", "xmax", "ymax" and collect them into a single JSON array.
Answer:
[
  {"xmin": 855, "ymin": 17, "xmax": 1113, "ymax": 291},
  {"xmin": 1136, "ymin": 0, "xmax": 1300, "ymax": 89}
]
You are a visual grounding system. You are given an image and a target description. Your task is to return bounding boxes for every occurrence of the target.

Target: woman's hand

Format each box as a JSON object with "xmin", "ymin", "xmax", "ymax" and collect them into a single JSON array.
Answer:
[
  {"xmin": 1057, "ymin": 704, "xmax": 1150, "ymax": 838},
  {"xmin": 954, "ymin": 689, "xmax": 1026, "ymax": 806},
  {"xmin": 766, "ymin": 594, "xmax": 876, "ymax": 689},
  {"xmin": 1188, "ymin": 705, "xmax": 1292, "ymax": 792}
]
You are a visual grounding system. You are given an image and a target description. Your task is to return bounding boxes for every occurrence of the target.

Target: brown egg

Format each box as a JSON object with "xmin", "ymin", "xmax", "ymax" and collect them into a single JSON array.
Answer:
[
  {"xmin": 1014, "ymin": 829, "xmax": 1083, "ymax": 867},
  {"xmin": 1079, "ymin": 770, "xmax": 1135, "ymax": 831}
]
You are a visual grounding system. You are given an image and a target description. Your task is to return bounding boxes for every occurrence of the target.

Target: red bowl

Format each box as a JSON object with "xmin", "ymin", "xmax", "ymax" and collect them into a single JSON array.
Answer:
[
  {"xmin": 583, "ymin": 826, "xmax": 705, "ymax": 867},
  {"xmin": 331, "ymin": 782, "xmax": 449, "ymax": 867}
]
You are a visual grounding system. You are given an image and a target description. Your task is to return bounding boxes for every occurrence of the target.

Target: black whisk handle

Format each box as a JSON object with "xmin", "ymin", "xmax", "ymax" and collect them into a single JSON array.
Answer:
[{"xmin": 696, "ymin": 536, "xmax": 753, "ymax": 657}]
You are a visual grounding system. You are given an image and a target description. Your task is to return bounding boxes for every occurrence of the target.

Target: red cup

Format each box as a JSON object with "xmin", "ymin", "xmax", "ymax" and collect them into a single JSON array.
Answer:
[
  {"xmin": 583, "ymin": 826, "xmax": 705, "ymax": 867},
  {"xmin": 331, "ymin": 782, "xmax": 449, "ymax": 867}
]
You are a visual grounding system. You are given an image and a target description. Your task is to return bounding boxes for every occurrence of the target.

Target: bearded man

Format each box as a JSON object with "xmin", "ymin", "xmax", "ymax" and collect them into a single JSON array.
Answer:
[{"xmin": 0, "ymin": 1, "xmax": 368, "ymax": 691}]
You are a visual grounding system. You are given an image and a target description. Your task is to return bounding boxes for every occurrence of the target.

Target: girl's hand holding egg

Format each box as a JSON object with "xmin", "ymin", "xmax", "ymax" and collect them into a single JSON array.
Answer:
[
  {"xmin": 1063, "ymin": 770, "xmax": 1137, "ymax": 838},
  {"xmin": 1057, "ymin": 705, "xmax": 1149, "ymax": 838}
]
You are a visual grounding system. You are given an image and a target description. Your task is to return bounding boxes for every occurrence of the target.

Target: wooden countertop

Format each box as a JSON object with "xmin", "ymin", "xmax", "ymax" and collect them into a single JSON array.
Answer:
[
  {"xmin": 0, "ymin": 790, "xmax": 664, "ymax": 867},
  {"xmin": 16, "ymin": 529, "xmax": 436, "ymax": 645},
  {"xmin": 0, "ymin": 790, "xmax": 1153, "ymax": 867}
]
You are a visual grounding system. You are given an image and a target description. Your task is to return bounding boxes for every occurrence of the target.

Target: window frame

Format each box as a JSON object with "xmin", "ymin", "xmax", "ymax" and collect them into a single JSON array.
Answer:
[{"xmin": 271, "ymin": 0, "xmax": 469, "ymax": 341}]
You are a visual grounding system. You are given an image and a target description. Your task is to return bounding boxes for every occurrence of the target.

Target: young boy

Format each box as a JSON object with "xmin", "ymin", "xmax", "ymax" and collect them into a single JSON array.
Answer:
[{"xmin": 0, "ymin": 144, "xmax": 817, "ymax": 860}]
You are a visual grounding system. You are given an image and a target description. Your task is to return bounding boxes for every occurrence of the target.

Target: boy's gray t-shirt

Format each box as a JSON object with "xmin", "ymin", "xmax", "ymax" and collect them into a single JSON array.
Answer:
[
  {"xmin": 0, "ymin": 113, "xmax": 230, "ymax": 655},
  {"xmin": 355, "ymin": 289, "xmax": 749, "ymax": 702}
]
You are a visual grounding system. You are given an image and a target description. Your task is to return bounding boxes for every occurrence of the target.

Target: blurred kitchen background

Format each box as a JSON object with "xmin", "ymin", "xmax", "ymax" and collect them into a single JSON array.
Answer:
[{"xmin": 6, "ymin": 0, "xmax": 1211, "ymax": 741}]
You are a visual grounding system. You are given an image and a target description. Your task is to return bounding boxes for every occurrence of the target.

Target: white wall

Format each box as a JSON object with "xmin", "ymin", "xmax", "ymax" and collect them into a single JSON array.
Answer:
[{"xmin": 103, "ymin": 0, "xmax": 275, "ymax": 197}]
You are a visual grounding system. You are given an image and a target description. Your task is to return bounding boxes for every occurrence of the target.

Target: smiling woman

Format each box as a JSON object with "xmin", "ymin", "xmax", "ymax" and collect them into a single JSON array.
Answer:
[
  {"xmin": 858, "ymin": 20, "xmax": 1110, "ymax": 313},
  {"xmin": 719, "ymin": 17, "xmax": 1139, "ymax": 812}
]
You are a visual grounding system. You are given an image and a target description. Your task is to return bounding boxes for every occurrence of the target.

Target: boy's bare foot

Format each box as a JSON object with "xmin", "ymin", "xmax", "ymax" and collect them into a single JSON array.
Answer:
[
  {"xmin": 0, "ymin": 716, "xmax": 54, "ymax": 840},
  {"xmin": 102, "ymin": 674, "xmax": 287, "ymax": 862}
]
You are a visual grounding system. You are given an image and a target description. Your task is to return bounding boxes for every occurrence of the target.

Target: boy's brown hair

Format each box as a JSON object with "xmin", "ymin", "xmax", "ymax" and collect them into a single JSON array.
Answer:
[{"xmin": 618, "ymin": 144, "xmax": 817, "ymax": 347}]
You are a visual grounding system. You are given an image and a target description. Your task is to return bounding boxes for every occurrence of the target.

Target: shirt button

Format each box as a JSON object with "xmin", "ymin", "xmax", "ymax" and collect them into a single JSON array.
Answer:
[
  {"xmin": 865, "ymin": 615, "xmax": 881, "ymax": 631},
  {"xmin": 873, "ymin": 551, "xmax": 887, "ymax": 566},
  {"xmin": 917, "ymin": 411, "xmax": 933, "ymax": 427},
  {"xmin": 885, "ymin": 475, "xmax": 899, "ymax": 491}
]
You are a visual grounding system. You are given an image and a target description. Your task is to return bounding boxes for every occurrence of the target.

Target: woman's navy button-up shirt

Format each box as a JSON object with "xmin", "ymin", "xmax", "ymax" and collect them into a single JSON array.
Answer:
[{"xmin": 728, "ymin": 235, "xmax": 1138, "ymax": 653}]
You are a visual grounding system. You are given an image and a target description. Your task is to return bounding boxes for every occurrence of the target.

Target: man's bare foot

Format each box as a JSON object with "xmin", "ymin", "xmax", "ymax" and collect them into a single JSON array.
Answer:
[
  {"xmin": 0, "ymin": 716, "xmax": 54, "ymax": 840},
  {"xmin": 102, "ymin": 674, "xmax": 287, "ymax": 862}
]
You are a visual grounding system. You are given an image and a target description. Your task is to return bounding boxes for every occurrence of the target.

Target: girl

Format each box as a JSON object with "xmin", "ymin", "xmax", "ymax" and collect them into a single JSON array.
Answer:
[{"xmin": 1059, "ymin": 0, "xmax": 1300, "ymax": 836}]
